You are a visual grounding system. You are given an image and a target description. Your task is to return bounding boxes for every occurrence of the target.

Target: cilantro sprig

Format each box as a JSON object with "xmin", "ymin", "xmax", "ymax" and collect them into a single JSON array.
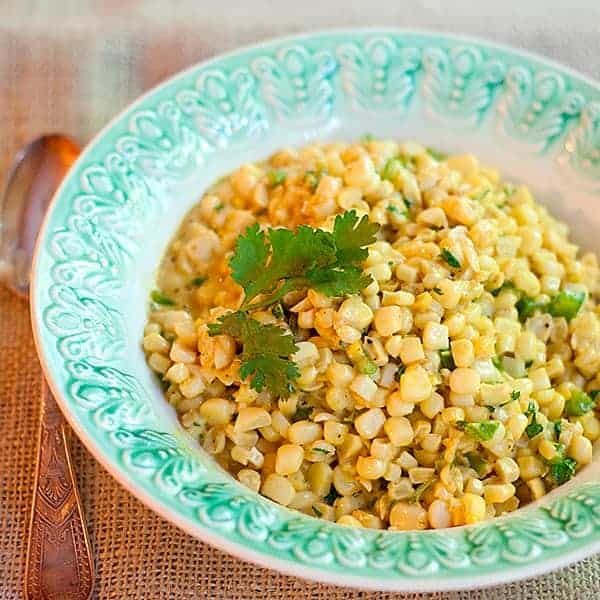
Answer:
[
  {"xmin": 208, "ymin": 211, "xmax": 379, "ymax": 398},
  {"xmin": 231, "ymin": 210, "xmax": 379, "ymax": 311},
  {"xmin": 208, "ymin": 311, "xmax": 299, "ymax": 398},
  {"xmin": 525, "ymin": 402, "xmax": 544, "ymax": 438}
]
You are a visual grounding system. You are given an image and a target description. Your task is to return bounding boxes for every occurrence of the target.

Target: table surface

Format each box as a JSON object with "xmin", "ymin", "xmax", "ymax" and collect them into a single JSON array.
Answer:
[{"xmin": 2, "ymin": 2, "xmax": 600, "ymax": 598}]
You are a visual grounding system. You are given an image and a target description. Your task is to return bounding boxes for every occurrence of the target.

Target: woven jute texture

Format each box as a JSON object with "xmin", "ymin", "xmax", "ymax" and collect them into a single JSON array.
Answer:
[{"xmin": 2, "ymin": 3, "xmax": 600, "ymax": 598}]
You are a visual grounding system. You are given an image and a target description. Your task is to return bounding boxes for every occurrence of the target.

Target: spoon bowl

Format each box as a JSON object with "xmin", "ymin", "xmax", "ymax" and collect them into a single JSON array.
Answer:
[{"xmin": 0, "ymin": 134, "xmax": 79, "ymax": 298}]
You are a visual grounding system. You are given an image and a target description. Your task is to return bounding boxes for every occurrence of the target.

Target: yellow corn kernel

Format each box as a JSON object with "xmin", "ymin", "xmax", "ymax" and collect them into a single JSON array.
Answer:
[
  {"xmin": 517, "ymin": 455, "xmax": 545, "ymax": 480},
  {"xmin": 307, "ymin": 462, "xmax": 334, "ymax": 497},
  {"xmin": 389, "ymin": 502, "xmax": 428, "ymax": 530},
  {"xmin": 399, "ymin": 364, "xmax": 432, "ymax": 403},
  {"xmin": 483, "ymin": 483, "xmax": 515, "ymax": 504},
  {"xmin": 355, "ymin": 408, "xmax": 386, "ymax": 439},
  {"xmin": 568, "ymin": 435, "xmax": 593, "ymax": 465},
  {"xmin": 462, "ymin": 493, "xmax": 486, "ymax": 524},
  {"xmin": 399, "ymin": 336, "xmax": 425, "ymax": 364},
  {"xmin": 451, "ymin": 339, "xmax": 474, "ymax": 368},
  {"xmin": 422, "ymin": 322, "xmax": 449, "ymax": 351},
  {"xmin": 261, "ymin": 473, "xmax": 296, "ymax": 506},
  {"xmin": 527, "ymin": 477, "xmax": 546, "ymax": 500},
  {"xmin": 235, "ymin": 407, "xmax": 271, "ymax": 432},
  {"xmin": 275, "ymin": 444, "xmax": 304, "ymax": 475},
  {"xmin": 287, "ymin": 420, "xmax": 323, "ymax": 445},
  {"xmin": 449, "ymin": 368, "xmax": 481, "ymax": 395}
]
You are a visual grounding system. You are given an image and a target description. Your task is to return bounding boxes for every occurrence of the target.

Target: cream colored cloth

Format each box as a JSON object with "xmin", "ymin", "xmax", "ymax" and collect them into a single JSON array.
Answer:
[{"xmin": 2, "ymin": 2, "xmax": 600, "ymax": 598}]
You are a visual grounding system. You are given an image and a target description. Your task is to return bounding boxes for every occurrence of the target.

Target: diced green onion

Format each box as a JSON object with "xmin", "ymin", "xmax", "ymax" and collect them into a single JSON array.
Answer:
[
  {"xmin": 440, "ymin": 349, "xmax": 455, "ymax": 370},
  {"xmin": 564, "ymin": 390, "xmax": 596, "ymax": 416},
  {"xmin": 466, "ymin": 452, "xmax": 488, "ymax": 477},
  {"xmin": 441, "ymin": 248, "xmax": 461, "ymax": 269},
  {"xmin": 381, "ymin": 158, "xmax": 403, "ymax": 182},
  {"xmin": 546, "ymin": 289, "xmax": 585, "ymax": 321},
  {"xmin": 458, "ymin": 421, "xmax": 500, "ymax": 441},
  {"xmin": 267, "ymin": 170, "xmax": 287, "ymax": 186},
  {"xmin": 516, "ymin": 295, "xmax": 543, "ymax": 322},
  {"xmin": 151, "ymin": 290, "xmax": 176, "ymax": 306}
]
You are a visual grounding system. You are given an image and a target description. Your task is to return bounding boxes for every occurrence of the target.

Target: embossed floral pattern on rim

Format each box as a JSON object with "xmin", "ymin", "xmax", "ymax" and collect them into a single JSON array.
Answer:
[{"xmin": 30, "ymin": 29, "xmax": 600, "ymax": 592}]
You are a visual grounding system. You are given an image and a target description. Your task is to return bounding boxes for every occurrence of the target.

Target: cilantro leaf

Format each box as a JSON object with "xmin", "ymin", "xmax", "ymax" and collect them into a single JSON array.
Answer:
[
  {"xmin": 307, "ymin": 265, "xmax": 371, "ymax": 297},
  {"xmin": 332, "ymin": 211, "xmax": 379, "ymax": 266},
  {"xmin": 229, "ymin": 223, "xmax": 271, "ymax": 301},
  {"xmin": 240, "ymin": 356, "xmax": 299, "ymax": 398},
  {"xmin": 230, "ymin": 211, "xmax": 379, "ymax": 310},
  {"xmin": 208, "ymin": 311, "xmax": 299, "ymax": 397}
]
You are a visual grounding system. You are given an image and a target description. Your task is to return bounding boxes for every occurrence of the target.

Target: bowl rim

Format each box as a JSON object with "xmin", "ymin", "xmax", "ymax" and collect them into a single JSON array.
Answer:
[{"xmin": 30, "ymin": 27, "xmax": 600, "ymax": 592}]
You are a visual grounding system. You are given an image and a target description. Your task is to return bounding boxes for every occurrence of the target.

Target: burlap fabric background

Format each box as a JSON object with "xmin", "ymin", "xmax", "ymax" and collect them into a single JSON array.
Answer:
[{"xmin": 2, "ymin": 2, "xmax": 600, "ymax": 598}]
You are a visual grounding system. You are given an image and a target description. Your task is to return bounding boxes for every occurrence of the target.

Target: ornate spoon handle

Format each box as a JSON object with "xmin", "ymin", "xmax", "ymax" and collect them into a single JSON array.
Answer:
[{"xmin": 25, "ymin": 382, "xmax": 94, "ymax": 600}]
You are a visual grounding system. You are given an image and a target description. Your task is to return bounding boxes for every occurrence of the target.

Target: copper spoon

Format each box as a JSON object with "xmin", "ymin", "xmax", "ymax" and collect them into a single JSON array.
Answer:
[{"xmin": 0, "ymin": 135, "xmax": 94, "ymax": 600}]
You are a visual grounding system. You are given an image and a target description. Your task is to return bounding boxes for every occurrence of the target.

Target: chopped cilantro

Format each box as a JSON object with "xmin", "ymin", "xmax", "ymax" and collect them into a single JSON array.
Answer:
[
  {"xmin": 525, "ymin": 360, "xmax": 534, "ymax": 368},
  {"xmin": 394, "ymin": 364, "xmax": 406, "ymax": 382},
  {"xmin": 411, "ymin": 478, "xmax": 437, "ymax": 504},
  {"xmin": 190, "ymin": 276, "xmax": 207, "ymax": 287},
  {"xmin": 546, "ymin": 289, "xmax": 585, "ymax": 321},
  {"xmin": 386, "ymin": 203, "xmax": 406, "ymax": 216},
  {"xmin": 324, "ymin": 487, "xmax": 341, "ymax": 505},
  {"xmin": 214, "ymin": 202, "xmax": 225, "ymax": 212},
  {"xmin": 549, "ymin": 456, "xmax": 577, "ymax": 485},
  {"xmin": 151, "ymin": 290, "xmax": 176, "ymax": 306},
  {"xmin": 267, "ymin": 170, "xmax": 287, "ymax": 186},
  {"xmin": 516, "ymin": 295, "xmax": 544, "ymax": 322},
  {"xmin": 554, "ymin": 420, "xmax": 562, "ymax": 438},
  {"xmin": 564, "ymin": 390, "xmax": 596, "ymax": 416},
  {"xmin": 490, "ymin": 280, "xmax": 515, "ymax": 297},
  {"xmin": 292, "ymin": 404, "xmax": 313, "ymax": 422},
  {"xmin": 440, "ymin": 248, "xmax": 461, "ymax": 269},
  {"xmin": 208, "ymin": 311, "xmax": 299, "ymax": 398},
  {"xmin": 230, "ymin": 210, "xmax": 379, "ymax": 311},
  {"xmin": 312, "ymin": 447, "xmax": 332, "ymax": 454},
  {"xmin": 525, "ymin": 402, "xmax": 544, "ymax": 438},
  {"xmin": 311, "ymin": 505, "xmax": 323, "ymax": 517},
  {"xmin": 496, "ymin": 390, "xmax": 520, "ymax": 408},
  {"xmin": 304, "ymin": 168, "xmax": 326, "ymax": 191},
  {"xmin": 433, "ymin": 286, "xmax": 443, "ymax": 295}
]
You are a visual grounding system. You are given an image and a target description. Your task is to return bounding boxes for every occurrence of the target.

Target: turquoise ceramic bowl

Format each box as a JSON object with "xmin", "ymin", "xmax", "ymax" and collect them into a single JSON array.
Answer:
[{"xmin": 31, "ymin": 30, "xmax": 600, "ymax": 592}]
